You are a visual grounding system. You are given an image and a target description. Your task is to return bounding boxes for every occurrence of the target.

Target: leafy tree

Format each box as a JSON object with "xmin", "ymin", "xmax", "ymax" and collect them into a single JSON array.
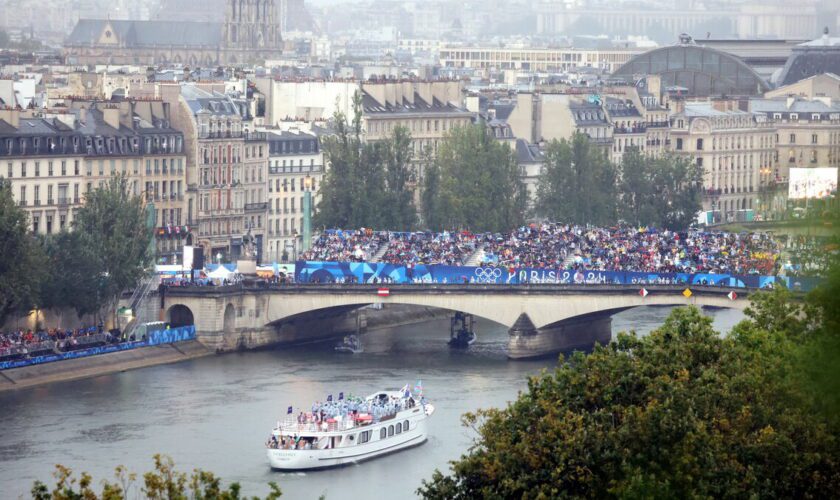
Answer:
[
  {"xmin": 618, "ymin": 149, "xmax": 703, "ymax": 231},
  {"xmin": 419, "ymin": 300, "xmax": 840, "ymax": 498},
  {"xmin": 0, "ymin": 178, "xmax": 46, "ymax": 323},
  {"xmin": 30, "ymin": 454, "xmax": 282, "ymax": 499},
  {"xmin": 315, "ymin": 91, "xmax": 416, "ymax": 230},
  {"xmin": 73, "ymin": 175, "xmax": 152, "ymax": 320},
  {"xmin": 38, "ymin": 231, "xmax": 102, "ymax": 319},
  {"xmin": 423, "ymin": 124, "xmax": 525, "ymax": 232},
  {"xmin": 535, "ymin": 133, "xmax": 618, "ymax": 226}
]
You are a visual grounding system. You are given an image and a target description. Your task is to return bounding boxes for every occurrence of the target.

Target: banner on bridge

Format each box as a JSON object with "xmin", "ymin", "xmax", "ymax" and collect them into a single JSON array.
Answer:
[{"xmin": 294, "ymin": 261, "xmax": 786, "ymax": 290}]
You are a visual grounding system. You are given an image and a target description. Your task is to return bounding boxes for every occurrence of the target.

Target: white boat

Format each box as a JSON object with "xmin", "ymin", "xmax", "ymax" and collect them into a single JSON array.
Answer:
[{"xmin": 266, "ymin": 388, "xmax": 434, "ymax": 470}]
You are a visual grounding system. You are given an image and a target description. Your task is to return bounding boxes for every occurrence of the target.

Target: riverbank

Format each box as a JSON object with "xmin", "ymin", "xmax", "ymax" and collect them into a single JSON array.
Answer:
[
  {"xmin": 0, "ymin": 340, "xmax": 210, "ymax": 392},
  {"xmin": 0, "ymin": 306, "xmax": 449, "ymax": 392}
]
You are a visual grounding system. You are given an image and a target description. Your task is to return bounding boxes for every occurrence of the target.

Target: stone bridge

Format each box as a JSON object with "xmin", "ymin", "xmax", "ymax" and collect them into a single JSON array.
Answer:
[{"xmin": 161, "ymin": 284, "xmax": 750, "ymax": 359}]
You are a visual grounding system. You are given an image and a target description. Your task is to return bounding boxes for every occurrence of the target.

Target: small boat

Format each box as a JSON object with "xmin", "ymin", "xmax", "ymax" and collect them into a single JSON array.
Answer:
[
  {"xmin": 335, "ymin": 334, "xmax": 362, "ymax": 354},
  {"xmin": 448, "ymin": 329, "xmax": 476, "ymax": 348},
  {"xmin": 266, "ymin": 387, "xmax": 434, "ymax": 470}
]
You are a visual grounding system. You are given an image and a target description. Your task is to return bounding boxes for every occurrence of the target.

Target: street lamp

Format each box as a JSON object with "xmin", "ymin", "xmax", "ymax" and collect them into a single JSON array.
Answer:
[{"xmin": 302, "ymin": 174, "xmax": 312, "ymax": 253}]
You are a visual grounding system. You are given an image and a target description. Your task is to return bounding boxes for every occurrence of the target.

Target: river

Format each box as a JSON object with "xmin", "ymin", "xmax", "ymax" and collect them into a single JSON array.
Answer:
[{"xmin": 0, "ymin": 305, "xmax": 744, "ymax": 499}]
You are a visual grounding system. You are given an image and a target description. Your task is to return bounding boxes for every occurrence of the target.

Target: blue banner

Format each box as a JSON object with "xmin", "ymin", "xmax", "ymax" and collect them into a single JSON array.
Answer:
[
  {"xmin": 0, "ymin": 325, "xmax": 196, "ymax": 371},
  {"xmin": 295, "ymin": 261, "xmax": 790, "ymax": 290}
]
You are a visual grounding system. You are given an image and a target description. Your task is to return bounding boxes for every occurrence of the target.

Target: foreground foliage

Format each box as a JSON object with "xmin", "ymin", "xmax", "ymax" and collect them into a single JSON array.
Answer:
[
  {"xmin": 419, "ymin": 287, "xmax": 840, "ymax": 498},
  {"xmin": 31, "ymin": 454, "xmax": 282, "ymax": 500}
]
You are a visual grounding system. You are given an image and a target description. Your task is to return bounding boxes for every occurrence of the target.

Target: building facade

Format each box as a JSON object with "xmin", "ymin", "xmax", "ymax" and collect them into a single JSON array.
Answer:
[
  {"xmin": 0, "ymin": 101, "xmax": 188, "ymax": 261},
  {"xmin": 265, "ymin": 129, "xmax": 323, "ymax": 262},
  {"xmin": 439, "ymin": 45, "xmax": 642, "ymax": 74}
]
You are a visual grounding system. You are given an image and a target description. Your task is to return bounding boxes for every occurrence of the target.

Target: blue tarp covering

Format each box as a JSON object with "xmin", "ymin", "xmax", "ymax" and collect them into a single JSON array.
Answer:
[{"xmin": 0, "ymin": 325, "xmax": 196, "ymax": 370}]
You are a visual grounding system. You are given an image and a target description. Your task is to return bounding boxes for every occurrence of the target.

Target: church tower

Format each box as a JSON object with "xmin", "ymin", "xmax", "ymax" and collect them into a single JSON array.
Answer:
[{"xmin": 223, "ymin": 0, "xmax": 282, "ymax": 62}]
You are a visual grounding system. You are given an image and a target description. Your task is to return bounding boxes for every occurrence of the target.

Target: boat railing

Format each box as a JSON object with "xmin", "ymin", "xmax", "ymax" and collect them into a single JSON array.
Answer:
[{"xmin": 275, "ymin": 417, "xmax": 358, "ymax": 434}]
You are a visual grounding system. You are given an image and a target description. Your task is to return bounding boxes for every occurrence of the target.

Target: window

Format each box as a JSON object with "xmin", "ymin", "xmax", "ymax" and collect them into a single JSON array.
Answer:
[
  {"xmin": 696, "ymin": 138, "xmax": 703, "ymax": 151},
  {"xmin": 790, "ymin": 133, "xmax": 796, "ymax": 144},
  {"xmin": 19, "ymin": 185, "xmax": 25, "ymax": 205},
  {"xmin": 32, "ymin": 215, "xmax": 39, "ymax": 233},
  {"xmin": 35, "ymin": 161, "xmax": 40, "ymax": 176},
  {"xmin": 6, "ymin": 162, "xmax": 11, "ymax": 178},
  {"xmin": 812, "ymin": 134, "xmax": 818, "ymax": 145},
  {"xmin": 33, "ymin": 186, "xmax": 40, "ymax": 205},
  {"xmin": 395, "ymin": 422, "xmax": 402, "ymax": 434},
  {"xmin": 74, "ymin": 160, "xmax": 80, "ymax": 175},
  {"xmin": 380, "ymin": 428, "xmax": 387, "ymax": 439},
  {"xmin": 675, "ymin": 138, "xmax": 683, "ymax": 150},
  {"xmin": 48, "ymin": 161, "xmax": 53, "ymax": 176},
  {"xmin": 85, "ymin": 160, "xmax": 92, "ymax": 176},
  {"xmin": 388, "ymin": 425, "xmax": 394, "ymax": 437},
  {"xmin": 46, "ymin": 215, "xmax": 52, "ymax": 234},
  {"xmin": 98, "ymin": 160, "xmax": 104, "ymax": 175},
  {"xmin": 404, "ymin": 420, "xmax": 409, "ymax": 431},
  {"xmin": 358, "ymin": 430, "xmax": 372, "ymax": 444}
]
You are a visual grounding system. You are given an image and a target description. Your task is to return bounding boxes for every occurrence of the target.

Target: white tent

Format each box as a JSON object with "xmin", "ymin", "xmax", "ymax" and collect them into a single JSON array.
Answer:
[{"xmin": 207, "ymin": 266, "xmax": 234, "ymax": 280}]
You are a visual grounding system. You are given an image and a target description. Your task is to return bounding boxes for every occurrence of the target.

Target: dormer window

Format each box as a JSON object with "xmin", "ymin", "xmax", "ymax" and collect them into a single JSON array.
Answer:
[
  {"xmin": 790, "ymin": 113, "xmax": 798, "ymax": 121},
  {"xmin": 812, "ymin": 114, "xmax": 821, "ymax": 122}
]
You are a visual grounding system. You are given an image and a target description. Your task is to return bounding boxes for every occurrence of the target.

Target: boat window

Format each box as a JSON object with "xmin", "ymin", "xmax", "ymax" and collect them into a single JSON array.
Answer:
[
  {"xmin": 380, "ymin": 428, "xmax": 387, "ymax": 439},
  {"xmin": 404, "ymin": 420, "xmax": 409, "ymax": 430},
  {"xmin": 388, "ymin": 425, "xmax": 394, "ymax": 437},
  {"xmin": 396, "ymin": 423, "xmax": 402, "ymax": 434},
  {"xmin": 359, "ymin": 431, "xmax": 371, "ymax": 444}
]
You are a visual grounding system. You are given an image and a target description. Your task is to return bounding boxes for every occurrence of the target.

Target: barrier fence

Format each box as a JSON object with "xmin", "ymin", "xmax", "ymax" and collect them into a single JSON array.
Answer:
[
  {"xmin": 295, "ymin": 261, "xmax": 818, "ymax": 291},
  {"xmin": 0, "ymin": 325, "xmax": 196, "ymax": 371}
]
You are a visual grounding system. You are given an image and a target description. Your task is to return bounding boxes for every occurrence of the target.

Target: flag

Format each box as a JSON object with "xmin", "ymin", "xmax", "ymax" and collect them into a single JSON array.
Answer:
[
  {"xmin": 327, "ymin": 394, "xmax": 333, "ymax": 402},
  {"xmin": 414, "ymin": 379, "xmax": 423, "ymax": 396},
  {"xmin": 639, "ymin": 288, "xmax": 649, "ymax": 298},
  {"xmin": 378, "ymin": 288, "xmax": 390, "ymax": 297},
  {"xmin": 338, "ymin": 392, "xmax": 344, "ymax": 400},
  {"xmin": 287, "ymin": 406, "xmax": 293, "ymax": 414},
  {"xmin": 727, "ymin": 291, "xmax": 738, "ymax": 301}
]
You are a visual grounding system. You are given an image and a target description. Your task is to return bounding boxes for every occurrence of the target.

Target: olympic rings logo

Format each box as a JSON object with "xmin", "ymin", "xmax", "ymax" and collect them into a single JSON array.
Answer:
[{"xmin": 474, "ymin": 267, "xmax": 503, "ymax": 282}]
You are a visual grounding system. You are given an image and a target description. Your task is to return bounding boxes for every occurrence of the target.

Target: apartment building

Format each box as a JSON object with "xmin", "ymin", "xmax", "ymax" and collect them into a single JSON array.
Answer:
[
  {"xmin": 0, "ymin": 102, "xmax": 188, "ymax": 262},
  {"xmin": 264, "ymin": 129, "xmax": 324, "ymax": 262}
]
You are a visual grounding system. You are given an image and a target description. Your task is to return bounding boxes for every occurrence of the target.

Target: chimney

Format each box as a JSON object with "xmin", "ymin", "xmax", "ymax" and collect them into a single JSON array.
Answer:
[
  {"xmin": 103, "ymin": 107, "xmax": 120, "ymax": 130},
  {"xmin": 0, "ymin": 108, "xmax": 20, "ymax": 128}
]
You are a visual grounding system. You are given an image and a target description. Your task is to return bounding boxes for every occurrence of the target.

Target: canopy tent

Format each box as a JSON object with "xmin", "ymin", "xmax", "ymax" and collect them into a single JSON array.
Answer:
[{"xmin": 207, "ymin": 266, "xmax": 234, "ymax": 280}]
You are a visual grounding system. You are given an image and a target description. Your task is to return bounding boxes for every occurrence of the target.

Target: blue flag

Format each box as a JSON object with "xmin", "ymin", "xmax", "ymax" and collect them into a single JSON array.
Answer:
[
  {"xmin": 287, "ymin": 406, "xmax": 293, "ymax": 414},
  {"xmin": 338, "ymin": 392, "xmax": 344, "ymax": 400},
  {"xmin": 327, "ymin": 394, "xmax": 333, "ymax": 402}
]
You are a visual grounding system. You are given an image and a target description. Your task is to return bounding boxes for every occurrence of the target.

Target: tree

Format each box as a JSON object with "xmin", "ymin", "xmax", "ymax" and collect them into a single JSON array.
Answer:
[
  {"xmin": 0, "ymin": 179, "xmax": 46, "ymax": 323},
  {"xmin": 419, "ymin": 300, "xmax": 840, "ymax": 498},
  {"xmin": 535, "ymin": 133, "xmax": 618, "ymax": 226},
  {"xmin": 73, "ymin": 175, "xmax": 151, "ymax": 319},
  {"xmin": 618, "ymin": 149, "xmax": 704, "ymax": 231},
  {"xmin": 30, "ymin": 454, "xmax": 282, "ymax": 499},
  {"xmin": 38, "ymin": 231, "xmax": 102, "ymax": 319},
  {"xmin": 423, "ymin": 124, "xmax": 525, "ymax": 232},
  {"xmin": 315, "ymin": 91, "xmax": 416, "ymax": 230}
]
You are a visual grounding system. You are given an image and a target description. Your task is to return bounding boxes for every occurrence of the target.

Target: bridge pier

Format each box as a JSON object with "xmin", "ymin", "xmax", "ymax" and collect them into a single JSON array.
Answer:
[{"xmin": 507, "ymin": 313, "xmax": 612, "ymax": 360}]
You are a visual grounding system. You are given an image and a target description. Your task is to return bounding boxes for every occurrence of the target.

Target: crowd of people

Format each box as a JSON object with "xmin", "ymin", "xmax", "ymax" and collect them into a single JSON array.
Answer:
[
  {"xmin": 300, "ymin": 223, "xmax": 782, "ymax": 276},
  {"xmin": 380, "ymin": 231, "xmax": 478, "ymax": 266},
  {"xmin": 0, "ymin": 325, "xmax": 118, "ymax": 360},
  {"xmin": 302, "ymin": 230, "xmax": 389, "ymax": 262},
  {"xmin": 480, "ymin": 224, "xmax": 781, "ymax": 275}
]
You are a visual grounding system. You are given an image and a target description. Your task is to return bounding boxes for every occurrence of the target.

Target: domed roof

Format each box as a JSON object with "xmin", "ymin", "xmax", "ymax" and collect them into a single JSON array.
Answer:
[{"xmin": 611, "ymin": 35, "xmax": 769, "ymax": 97}]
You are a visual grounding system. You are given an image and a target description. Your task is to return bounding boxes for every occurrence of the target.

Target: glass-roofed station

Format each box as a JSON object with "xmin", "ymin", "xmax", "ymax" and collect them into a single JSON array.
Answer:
[{"xmin": 611, "ymin": 34, "xmax": 770, "ymax": 97}]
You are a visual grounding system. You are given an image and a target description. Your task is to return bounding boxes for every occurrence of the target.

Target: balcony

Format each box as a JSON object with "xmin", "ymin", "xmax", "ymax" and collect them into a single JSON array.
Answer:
[
  {"xmin": 647, "ymin": 121, "xmax": 670, "ymax": 128},
  {"xmin": 58, "ymin": 197, "xmax": 71, "ymax": 206},
  {"xmin": 245, "ymin": 202, "xmax": 268, "ymax": 211},
  {"xmin": 614, "ymin": 125, "xmax": 647, "ymax": 135}
]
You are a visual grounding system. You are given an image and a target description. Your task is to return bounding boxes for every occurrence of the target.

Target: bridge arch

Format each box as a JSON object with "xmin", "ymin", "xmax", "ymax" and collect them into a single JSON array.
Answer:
[{"xmin": 166, "ymin": 304, "xmax": 195, "ymax": 328}]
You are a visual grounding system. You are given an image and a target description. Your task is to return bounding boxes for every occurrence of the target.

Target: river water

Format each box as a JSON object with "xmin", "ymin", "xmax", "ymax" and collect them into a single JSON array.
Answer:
[{"xmin": 0, "ymin": 306, "xmax": 744, "ymax": 499}]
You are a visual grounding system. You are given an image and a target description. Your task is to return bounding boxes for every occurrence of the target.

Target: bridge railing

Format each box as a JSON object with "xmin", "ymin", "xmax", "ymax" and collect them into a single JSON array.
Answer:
[{"xmin": 292, "ymin": 261, "xmax": 793, "ymax": 290}]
